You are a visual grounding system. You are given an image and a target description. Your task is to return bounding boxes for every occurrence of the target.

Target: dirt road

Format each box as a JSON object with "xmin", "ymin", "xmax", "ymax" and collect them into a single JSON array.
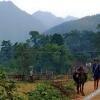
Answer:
[{"xmin": 75, "ymin": 81, "xmax": 100, "ymax": 100}]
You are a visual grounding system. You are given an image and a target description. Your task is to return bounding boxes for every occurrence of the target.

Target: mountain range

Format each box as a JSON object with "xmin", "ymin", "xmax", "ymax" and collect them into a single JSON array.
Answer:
[
  {"xmin": 0, "ymin": 1, "xmax": 45, "ymax": 42},
  {"xmin": 45, "ymin": 14, "xmax": 100, "ymax": 34},
  {"xmin": 0, "ymin": 1, "xmax": 78, "ymax": 42},
  {"xmin": 32, "ymin": 11, "xmax": 77, "ymax": 30},
  {"xmin": 0, "ymin": 1, "xmax": 100, "ymax": 42}
]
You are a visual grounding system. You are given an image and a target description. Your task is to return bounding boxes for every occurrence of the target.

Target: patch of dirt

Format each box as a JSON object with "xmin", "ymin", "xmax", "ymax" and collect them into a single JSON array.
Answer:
[{"xmin": 75, "ymin": 81, "xmax": 100, "ymax": 100}]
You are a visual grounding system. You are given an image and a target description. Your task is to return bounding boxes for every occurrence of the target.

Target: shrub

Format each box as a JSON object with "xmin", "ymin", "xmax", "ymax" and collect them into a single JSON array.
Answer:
[
  {"xmin": 0, "ymin": 69, "xmax": 25, "ymax": 100},
  {"xmin": 63, "ymin": 80, "xmax": 75, "ymax": 97},
  {"xmin": 28, "ymin": 83, "xmax": 63, "ymax": 100},
  {"xmin": 64, "ymin": 80, "xmax": 75, "ymax": 90}
]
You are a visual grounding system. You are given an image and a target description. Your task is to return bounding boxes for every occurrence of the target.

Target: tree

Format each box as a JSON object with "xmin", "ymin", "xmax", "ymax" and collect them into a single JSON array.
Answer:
[
  {"xmin": 97, "ymin": 24, "xmax": 100, "ymax": 29},
  {"xmin": 0, "ymin": 40, "xmax": 12, "ymax": 64},
  {"xmin": 32, "ymin": 43, "xmax": 74, "ymax": 74},
  {"xmin": 51, "ymin": 33, "xmax": 64, "ymax": 45},
  {"xmin": 29, "ymin": 31, "xmax": 40, "ymax": 47},
  {"xmin": 13, "ymin": 43, "xmax": 33, "ymax": 74},
  {"xmin": 92, "ymin": 24, "xmax": 100, "ymax": 51},
  {"xmin": 93, "ymin": 32, "xmax": 100, "ymax": 51}
]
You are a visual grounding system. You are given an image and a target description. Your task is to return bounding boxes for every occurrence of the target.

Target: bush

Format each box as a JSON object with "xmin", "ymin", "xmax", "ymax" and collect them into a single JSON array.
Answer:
[
  {"xmin": 64, "ymin": 80, "xmax": 75, "ymax": 90},
  {"xmin": 0, "ymin": 69, "xmax": 6, "ymax": 80},
  {"xmin": 28, "ymin": 83, "xmax": 63, "ymax": 100},
  {"xmin": 63, "ymin": 80, "xmax": 75, "ymax": 97},
  {"xmin": 0, "ymin": 69, "xmax": 25, "ymax": 100}
]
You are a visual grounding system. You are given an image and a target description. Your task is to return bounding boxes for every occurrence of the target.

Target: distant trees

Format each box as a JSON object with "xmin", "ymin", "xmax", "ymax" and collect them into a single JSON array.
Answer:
[
  {"xmin": 13, "ymin": 43, "xmax": 33, "ymax": 74},
  {"xmin": 97, "ymin": 24, "xmax": 100, "ymax": 29},
  {"xmin": 64, "ymin": 30, "xmax": 96, "ymax": 62},
  {"xmin": 1, "ymin": 29, "xmax": 99, "ymax": 74},
  {"xmin": 3, "ymin": 28, "xmax": 100, "ymax": 74},
  {"xmin": 26, "ymin": 32, "xmax": 73, "ymax": 74},
  {"xmin": 0, "ymin": 40, "xmax": 13, "ymax": 65},
  {"xmin": 0, "ymin": 32, "xmax": 74, "ymax": 75},
  {"xmin": 92, "ymin": 24, "xmax": 100, "ymax": 51}
]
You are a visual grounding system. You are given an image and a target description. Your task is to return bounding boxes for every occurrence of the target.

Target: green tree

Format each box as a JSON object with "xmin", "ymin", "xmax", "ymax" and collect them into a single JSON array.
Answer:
[
  {"xmin": 97, "ymin": 24, "xmax": 100, "ymax": 29},
  {"xmin": 29, "ymin": 31, "xmax": 40, "ymax": 47},
  {"xmin": 32, "ymin": 43, "xmax": 74, "ymax": 74},
  {"xmin": 0, "ymin": 40, "xmax": 12, "ymax": 64},
  {"xmin": 51, "ymin": 33, "xmax": 64, "ymax": 45},
  {"xmin": 93, "ymin": 24, "xmax": 100, "ymax": 51},
  {"xmin": 13, "ymin": 43, "xmax": 32, "ymax": 74}
]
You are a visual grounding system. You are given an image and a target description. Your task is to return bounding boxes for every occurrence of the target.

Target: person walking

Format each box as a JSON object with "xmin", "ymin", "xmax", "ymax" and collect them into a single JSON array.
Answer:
[{"xmin": 92, "ymin": 59, "xmax": 100, "ymax": 90}]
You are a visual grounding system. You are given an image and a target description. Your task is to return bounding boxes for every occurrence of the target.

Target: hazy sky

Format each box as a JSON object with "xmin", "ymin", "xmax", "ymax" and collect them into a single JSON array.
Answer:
[{"xmin": 0, "ymin": 0, "xmax": 100, "ymax": 18}]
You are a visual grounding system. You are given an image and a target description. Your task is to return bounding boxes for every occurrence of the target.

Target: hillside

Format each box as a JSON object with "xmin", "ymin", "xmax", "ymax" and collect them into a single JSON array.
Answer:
[
  {"xmin": 0, "ymin": 1, "xmax": 45, "ymax": 42},
  {"xmin": 45, "ymin": 14, "xmax": 100, "ymax": 34},
  {"xmin": 32, "ymin": 11, "xmax": 77, "ymax": 30}
]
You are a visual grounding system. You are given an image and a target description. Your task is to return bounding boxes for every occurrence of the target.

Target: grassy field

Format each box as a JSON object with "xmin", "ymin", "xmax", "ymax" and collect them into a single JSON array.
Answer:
[
  {"xmin": 15, "ymin": 80, "xmax": 75, "ymax": 100},
  {"xmin": 15, "ymin": 81, "xmax": 39, "ymax": 100},
  {"xmin": 16, "ymin": 82, "xmax": 37, "ymax": 93}
]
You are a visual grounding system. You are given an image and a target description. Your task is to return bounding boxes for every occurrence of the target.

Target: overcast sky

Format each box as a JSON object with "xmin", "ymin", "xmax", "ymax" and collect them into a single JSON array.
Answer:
[{"xmin": 0, "ymin": 0, "xmax": 100, "ymax": 18}]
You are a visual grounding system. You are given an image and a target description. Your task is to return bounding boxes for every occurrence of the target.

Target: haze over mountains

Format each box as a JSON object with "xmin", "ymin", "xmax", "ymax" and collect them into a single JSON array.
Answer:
[
  {"xmin": 0, "ymin": 1, "xmax": 100, "ymax": 42},
  {"xmin": 32, "ymin": 11, "xmax": 77, "ymax": 30}
]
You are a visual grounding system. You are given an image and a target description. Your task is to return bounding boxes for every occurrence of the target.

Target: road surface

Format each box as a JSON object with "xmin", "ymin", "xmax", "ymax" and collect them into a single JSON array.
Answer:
[{"xmin": 75, "ymin": 81, "xmax": 100, "ymax": 100}]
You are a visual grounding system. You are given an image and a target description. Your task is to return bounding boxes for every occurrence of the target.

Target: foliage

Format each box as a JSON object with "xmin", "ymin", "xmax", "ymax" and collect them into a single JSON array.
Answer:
[
  {"xmin": 64, "ymin": 30, "xmax": 96, "ymax": 62},
  {"xmin": 64, "ymin": 80, "xmax": 75, "ymax": 90},
  {"xmin": 97, "ymin": 24, "xmax": 100, "ymax": 29},
  {"xmin": 28, "ymin": 83, "xmax": 63, "ymax": 100},
  {"xmin": 0, "ymin": 40, "xmax": 13, "ymax": 65},
  {"xmin": 0, "ymin": 69, "xmax": 24, "ymax": 100},
  {"xmin": 51, "ymin": 33, "xmax": 64, "ymax": 45},
  {"xmin": 0, "ymin": 32, "xmax": 74, "ymax": 74},
  {"xmin": 1, "ymin": 30, "xmax": 97, "ymax": 74},
  {"xmin": 93, "ymin": 32, "xmax": 100, "ymax": 50}
]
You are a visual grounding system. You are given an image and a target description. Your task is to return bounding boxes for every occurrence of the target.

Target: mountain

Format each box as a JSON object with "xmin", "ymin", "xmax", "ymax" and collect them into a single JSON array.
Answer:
[
  {"xmin": 0, "ymin": 1, "xmax": 45, "ymax": 42},
  {"xmin": 32, "ymin": 11, "xmax": 77, "ymax": 30},
  {"xmin": 64, "ymin": 16, "xmax": 78, "ymax": 22},
  {"xmin": 32, "ymin": 11, "xmax": 64, "ymax": 30},
  {"xmin": 45, "ymin": 14, "xmax": 100, "ymax": 34}
]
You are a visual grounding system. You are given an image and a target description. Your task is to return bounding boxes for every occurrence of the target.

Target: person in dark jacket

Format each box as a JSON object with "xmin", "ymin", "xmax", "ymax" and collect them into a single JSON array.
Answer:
[{"xmin": 92, "ymin": 59, "xmax": 100, "ymax": 90}]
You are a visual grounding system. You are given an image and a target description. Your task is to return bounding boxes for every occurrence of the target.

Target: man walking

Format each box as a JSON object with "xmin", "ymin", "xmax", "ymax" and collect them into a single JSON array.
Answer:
[{"xmin": 92, "ymin": 59, "xmax": 100, "ymax": 90}]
